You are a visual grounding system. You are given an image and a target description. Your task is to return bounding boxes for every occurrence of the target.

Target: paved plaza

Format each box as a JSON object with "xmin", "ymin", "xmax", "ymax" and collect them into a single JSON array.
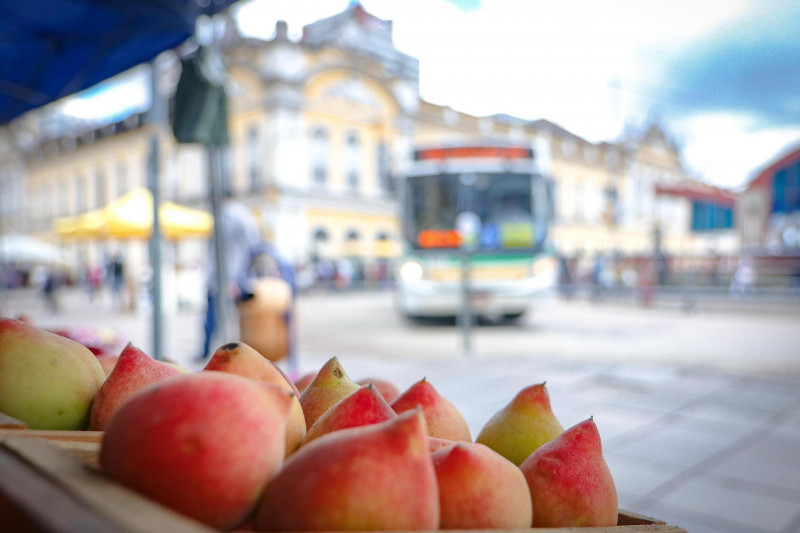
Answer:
[{"xmin": 2, "ymin": 286, "xmax": 800, "ymax": 533}]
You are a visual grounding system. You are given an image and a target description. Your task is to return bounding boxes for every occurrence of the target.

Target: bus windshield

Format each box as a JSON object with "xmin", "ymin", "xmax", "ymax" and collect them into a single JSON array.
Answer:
[{"xmin": 404, "ymin": 172, "xmax": 539, "ymax": 250}]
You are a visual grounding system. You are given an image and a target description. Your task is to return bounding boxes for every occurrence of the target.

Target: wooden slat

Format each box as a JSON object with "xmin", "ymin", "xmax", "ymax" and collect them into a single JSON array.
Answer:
[
  {"xmin": 50, "ymin": 440, "xmax": 102, "ymax": 470},
  {"xmin": 0, "ymin": 436, "xmax": 687, "ymax": 533},
  {"xmin": 0, "ymin": 429, "xmax": 102, "ymax": 443},
  {"xmin": 1, "ymin": 437, "xmax": 216, "ymax": 533},
  {"xmin": 0, "ymin": 411, "xmax": 28, "ymax": 429},
  {"xmin": 617, "ymin": 510, "xmax": 667, "ymax": 526},
  {"xmin": 0, "ymin": 446, "xmax": 128, "ymax": 533}
]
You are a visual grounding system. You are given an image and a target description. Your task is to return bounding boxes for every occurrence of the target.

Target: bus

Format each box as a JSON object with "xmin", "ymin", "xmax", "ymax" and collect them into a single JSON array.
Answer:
[{"xmin": 395, "ymin": 143, "xmax": 559, "ymax": 321}]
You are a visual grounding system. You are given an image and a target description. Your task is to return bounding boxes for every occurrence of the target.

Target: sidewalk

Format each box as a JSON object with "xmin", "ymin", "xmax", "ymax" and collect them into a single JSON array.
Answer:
[{"xmin": 2, "ymin": 286, "xmax": 800, "ymax": 533}]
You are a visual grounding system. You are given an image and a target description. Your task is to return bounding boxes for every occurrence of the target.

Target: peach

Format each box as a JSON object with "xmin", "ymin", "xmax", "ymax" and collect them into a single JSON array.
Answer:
[
  {"xmin": 432, "ymin": 441, "xmax": 532, "ymax": 528},
  {"xmin": 203, "ymin": 342, "xmax": 306, "ymax": 455},
  {"xmin": 298, "ymin": 357, "xmax": 359, "ymax": 428},
  {"xmin": 0, "ymin": 318, "xmax": 105, "ymax": 430},
  {"xmin": 256, "ymin": 409, "xmax": 439, "ymax": 531},
  {"xmin": 391, "ymin": 378, "xmax": 471, "ymax": 441},
  {"xmin": 520, "ymin": 417, "xmax": 618, "ymax": 527},
  {"xmin": 101, "ymin": 372, "xmax": 293, "ymax": 530},
  {"xmin": 302, "ymin": 384, "xmax": 396, "ymax": 446},
  {"xmin": 90, "ymin": 343, "xmax": 182, "ymax": 430}
]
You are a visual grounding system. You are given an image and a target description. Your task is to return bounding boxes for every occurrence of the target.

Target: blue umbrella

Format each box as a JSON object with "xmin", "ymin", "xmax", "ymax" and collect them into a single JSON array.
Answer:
[{"xmin": 0, "ymin": 0, "xmax": 241, "ymax": 125}]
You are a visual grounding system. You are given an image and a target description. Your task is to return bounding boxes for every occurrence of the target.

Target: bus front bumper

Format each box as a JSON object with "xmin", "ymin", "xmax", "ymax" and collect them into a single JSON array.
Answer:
[{"xmin": 396, "ymin": 273, "xmax": 557, "ymax": 318}]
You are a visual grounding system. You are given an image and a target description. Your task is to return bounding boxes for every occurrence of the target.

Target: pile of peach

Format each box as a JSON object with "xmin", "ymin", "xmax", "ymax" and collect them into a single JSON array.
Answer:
[{"xmin": 0, "ymin": 318, "xmax": 617, "ymax": 531}]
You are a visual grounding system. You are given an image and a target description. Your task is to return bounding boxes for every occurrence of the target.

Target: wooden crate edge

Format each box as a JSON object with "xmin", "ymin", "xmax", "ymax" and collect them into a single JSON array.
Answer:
[{"xmin": 0, "ymin": 436, "xmax": 687, "ymax": 533}]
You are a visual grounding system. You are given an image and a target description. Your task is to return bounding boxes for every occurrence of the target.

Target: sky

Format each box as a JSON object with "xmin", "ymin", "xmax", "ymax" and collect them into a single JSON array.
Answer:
[{"xmin": 60, "ymin": 0, "xmax": 800, "ymax": 191}]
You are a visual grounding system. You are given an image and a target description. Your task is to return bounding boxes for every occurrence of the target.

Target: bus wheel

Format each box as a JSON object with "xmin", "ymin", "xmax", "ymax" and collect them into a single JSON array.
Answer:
[{"xmin": 502, "ymin": 311, "xmax": 526, "ymax": 322}]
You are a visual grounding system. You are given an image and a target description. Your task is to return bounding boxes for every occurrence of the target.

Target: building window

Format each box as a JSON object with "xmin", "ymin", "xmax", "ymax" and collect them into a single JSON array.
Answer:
[
  {"xmin": 311, "ymin": 227, "xmax": 329, "ymax": 261},
  {"xmin": 0, "ymin": 173, "xmax": 17, "ymax": 217},
  {"xmin": 345, "ymin": 131, "xmax": 361, "ymax": 192},
  {"xmin": 602, "ymin": 185, "xmax": 619, "ymax": 225},
  {"xmin": 692, "ymin": 201, "xmax": 733, "ymax": 232},
  {"xmin": 94, "ymin": 170, "xmax": 106, "ymax": 207},
  {"xmin": 376, "ymin": 141, "xmax": 393, "ymax": 194},
  {"xmin": 58, "ymin": 179, "xmax": 67, "ymax": 216},
  {"xmin": 116, "ymin": 161, "xmax": 128, "ymax": 198},
  {"xmin": 75, "ymin": 174, "xmax": 86, "ymax": 213},
  {"xmin": 247, "ymin": 125, "xmax": 261, "ymax": 191},
  {"xmin": 311, "ymin": 127, "xmax": 329, "ymax": 185},
  {"xmin": 772, "ymin": 165, "xmax": 800, "ymax": 214},
  {"xmin": 561, "ymin": 138, "xmax": 576, "ymax": 157},
  {"xmin": 573, "ymin": 181, "xmax": 585, "ymax": 222}
]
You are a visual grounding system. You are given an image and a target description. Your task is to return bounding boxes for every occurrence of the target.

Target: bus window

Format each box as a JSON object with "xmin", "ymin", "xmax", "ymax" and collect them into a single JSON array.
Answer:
[{"xmin": 405, "ymin": 172, "xmax": 538, "ymax": 250}]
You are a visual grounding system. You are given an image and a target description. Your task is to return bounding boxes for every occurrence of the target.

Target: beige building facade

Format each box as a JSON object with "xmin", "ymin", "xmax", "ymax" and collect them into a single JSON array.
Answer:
[{"xmin": 0, "ymin": 4, "xmax": 738, "ymax": 295}]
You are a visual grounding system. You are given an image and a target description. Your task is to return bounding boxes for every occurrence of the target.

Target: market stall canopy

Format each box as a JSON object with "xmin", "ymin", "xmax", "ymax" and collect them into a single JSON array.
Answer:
[
  {"xmin": 0, "ymin": 0, "xmax": 241, "ymax": 125},
  {"xmin": 0, "ymin": 233, "xmax": 62, "ymax": 265},
  {"xmin": 55, "ymin": 188, "xmax": 213, "ymax": 240}
]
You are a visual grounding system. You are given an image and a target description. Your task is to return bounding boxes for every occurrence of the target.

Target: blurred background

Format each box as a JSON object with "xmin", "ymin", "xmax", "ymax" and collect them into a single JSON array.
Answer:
[{"xmin": 2, "ymin": 0, "xmax": 799, "ymax": 350}]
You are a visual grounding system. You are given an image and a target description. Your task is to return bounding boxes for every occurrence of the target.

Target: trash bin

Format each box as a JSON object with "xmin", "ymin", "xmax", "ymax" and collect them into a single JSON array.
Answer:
[{"xmin": 237, "ymin": 276, "xmax": 292, "ymax": 362}]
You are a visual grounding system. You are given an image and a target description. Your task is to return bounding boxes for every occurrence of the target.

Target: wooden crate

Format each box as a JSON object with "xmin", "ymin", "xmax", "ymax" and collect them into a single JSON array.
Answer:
[{"xmin": 0, "ymin": 434, "xmax": 687, "ymax": 533}]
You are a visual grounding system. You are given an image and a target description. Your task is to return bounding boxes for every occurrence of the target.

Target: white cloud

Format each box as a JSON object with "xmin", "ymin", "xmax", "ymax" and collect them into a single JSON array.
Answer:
[
  {"xmin": 59, "ymin": 0, "xmax": 797, "ymax": 190},
  {"xmin": 672, "ymin": 112, "xmax": 800, "ymax": 189}
]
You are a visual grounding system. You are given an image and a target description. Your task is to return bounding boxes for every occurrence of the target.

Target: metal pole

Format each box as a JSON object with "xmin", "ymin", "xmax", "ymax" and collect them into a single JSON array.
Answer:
[
  {"xmin": 147, "ymin": 135, "xmax": 164, "ymax": 359},
  {"xmin": 208, "ymin": 145, "xmax": 234, "ymax": 344},
  {"xmin": 456, "ymin": 205, "xmax": 479, "ymax": 359},
  {"xmin": 459, "ymin": 248, "xmax": 473, "ymax": 358},
  {"xmin": 147, "ymin": 59, "xmax": 166, "ymax": 360}
]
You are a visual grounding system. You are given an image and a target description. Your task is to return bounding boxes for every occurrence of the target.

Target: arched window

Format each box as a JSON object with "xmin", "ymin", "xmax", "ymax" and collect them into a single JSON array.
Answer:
[
  {"xmin": 374, "ymin": 230, "xmax": 396, "ymax": 259},
  {"xmin": 247, "ymin": 125, "xmax": 261, "ymax": 191},
  {"xmin": 311, "ymin": 127, "xmax": 330, "ymax": 185},
  {"xmin": 116, "ymin": 161, "xmax": 128, "ymax": 198},
  {"xmin": 94, "ymin": 169, "xmax": 106, "ymax": 208},
  {"xmin": 345, "ymin": 130, "xmax": 361, "ymax": 192},
  {"xmin": 313, "ymin": 227, "xmax": 329, "ymax": 242},
  {"xmin": 311, "ymin": 227, "xmax": 329, "ymax": 261}
]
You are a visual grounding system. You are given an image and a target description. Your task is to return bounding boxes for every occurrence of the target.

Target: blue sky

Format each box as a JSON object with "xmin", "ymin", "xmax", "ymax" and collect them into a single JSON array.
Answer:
[{"xmin": 60, "ymin": 0, "xmax": 800, "ymax": 190}]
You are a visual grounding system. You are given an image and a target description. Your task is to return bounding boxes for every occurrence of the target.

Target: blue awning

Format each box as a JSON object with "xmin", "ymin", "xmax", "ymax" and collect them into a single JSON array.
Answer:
[{"xmin": 0, "ymin": 0, "xmax": 240, "ymax": 125}]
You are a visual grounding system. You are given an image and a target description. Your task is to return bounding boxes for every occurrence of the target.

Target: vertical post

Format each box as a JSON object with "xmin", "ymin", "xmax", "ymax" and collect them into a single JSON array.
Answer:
[
  {"xmin": 458, "ymin": 248, "xmax": 473, "ymax": 358},
  {"xmin": 208, "ymin": 145, "xmax": 234, "ymax": 344},
  {"xmin": 456, "ymin": 205, "xmax": 480, "ymax": 359},
  {"xmin": 147, "ymin": 59, "xmax": 166, "ymax": 360}
]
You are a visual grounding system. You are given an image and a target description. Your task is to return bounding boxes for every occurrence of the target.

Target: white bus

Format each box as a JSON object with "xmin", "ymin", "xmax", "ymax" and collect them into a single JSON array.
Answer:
[{"xmin": 395, "ymin": 143, "xmax": 559, "ymax": 321}]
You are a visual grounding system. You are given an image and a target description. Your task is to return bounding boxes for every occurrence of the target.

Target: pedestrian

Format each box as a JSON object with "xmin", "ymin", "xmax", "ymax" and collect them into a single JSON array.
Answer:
[
  {"xmin": 109, "ymin": 252, "xmax": 125, "ymax": 311},
  {"xmin": 42, "ymin": 268, "xmax": 59, "ymax": 313},
  {"xmin": 86, "ymin": 263, "xmax": 103, "ymax": 301},
  {"xmin": 198, "ymin": 189, "xmax": 260, "ymax": 361},
  {"xmin": 730, "ymin": 256, "xmax": 756, "ymax": 297}
]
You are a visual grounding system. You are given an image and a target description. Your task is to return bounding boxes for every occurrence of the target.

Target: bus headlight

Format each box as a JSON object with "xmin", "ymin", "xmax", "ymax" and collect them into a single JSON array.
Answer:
[
  {"xmin": 532, "ymin": 256, "xmax": 558, "ymax": 277},
  {"xmin": 399, "ymin": 260, "xmax": 424, "ymax": 282}
]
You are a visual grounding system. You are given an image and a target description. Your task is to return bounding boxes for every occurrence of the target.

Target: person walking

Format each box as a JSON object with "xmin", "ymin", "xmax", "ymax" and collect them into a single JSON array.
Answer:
[
  {"xmin": 109, "ymin": 252, "xmax": 125, "ymax": 312},
  {"xmin": 198, "ymin": 190, "xmax": 260, "ymax": 361}
]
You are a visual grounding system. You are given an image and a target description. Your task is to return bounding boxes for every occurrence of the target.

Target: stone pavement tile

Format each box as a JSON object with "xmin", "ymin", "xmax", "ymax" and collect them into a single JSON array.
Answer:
[
  {"xmin": 704, "ymin": 378, "xmax": 800, "ymax": 413},
  {"xmin": 676, "ymin": 397, "xmax": 779, "ymax": 429},
  {"xmin": 609, "ymin": 414, "xmax": 745, "ymax": 469},
  {"xmin": 561, "ymin": 401, "xmax": 669, "ymax": 446},
  {"xmin": 708, "ymin": 432, "xmax": 800, "ymax": 494},
  {"xmin": 767, "ymin": 411, "xmax": 800, "ymax": 446},
  {"xmin": 632, "ymin": 500, "xmax": 773, "ymax": 533},
  {"xmin": 548, "ymin": 382, "xmax": 636, "ymax": 428},
  {"xmin": 728, "ymin": 375, "xmax": 800, "ymax": 403},
  {"xmin": 601, "ymin": 386, "xmax": 702, "ymax": 413},
  {"xmin": 662, "ymin": 410, "xmax": 757, "ymax": 444},
  {"xmin": 643, "ymin": 472, "xmax": 800, "ymax": 532},
  {"xmin": 603, "ymin": 451, "xmax": 680, "ymax": 509}
]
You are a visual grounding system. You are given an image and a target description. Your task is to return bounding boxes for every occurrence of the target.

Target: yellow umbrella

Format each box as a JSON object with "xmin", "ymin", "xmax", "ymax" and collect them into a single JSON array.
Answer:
[{"xmin": 54, "ymin": 188, "xmax": 213, "ymax": 240}]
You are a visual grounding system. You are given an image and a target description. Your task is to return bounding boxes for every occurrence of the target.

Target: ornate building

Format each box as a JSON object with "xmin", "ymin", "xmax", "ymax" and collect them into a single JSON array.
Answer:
[{"xmin": 0, "ymin": 4, "xmax": 739, "ymax": 296}]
